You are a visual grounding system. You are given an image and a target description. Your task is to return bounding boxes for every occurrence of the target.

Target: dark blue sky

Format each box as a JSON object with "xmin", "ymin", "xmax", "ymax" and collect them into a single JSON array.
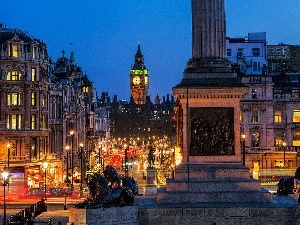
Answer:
[{"xmin": 1, "ymin": 0, "xmax": 300, "ymax": 101}]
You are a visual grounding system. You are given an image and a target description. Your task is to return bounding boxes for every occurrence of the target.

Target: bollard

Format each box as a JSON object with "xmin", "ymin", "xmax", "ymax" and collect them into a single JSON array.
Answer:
[{"xmin": 64, "ymin": 197, "xmax": 68, "ymax": 210}]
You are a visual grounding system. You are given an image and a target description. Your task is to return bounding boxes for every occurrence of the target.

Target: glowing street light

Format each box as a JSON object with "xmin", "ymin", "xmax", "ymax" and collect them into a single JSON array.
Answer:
[
  {"xmin": 124, "ymin": 144, "xmax": 129, "ymax": 176},
  {"xmin": 241, "ymin": 134, "xmax": 246, "ymax": 165},
  {"xmin": 283, "ymin": 141, "xmax": 287, "ymax": 167},
  {"xmin": 69, "ymin": 130, "xmax": 75, "ymax": 194},
  {"xmin": 43, "ymin": 160, "xmax": 49, "ymax": 204},
  {"xmin": 79, "ymin": 141, "xmax": 84, "ymax": 198},
  {"xmin": 2, "ymin": 170, "xmax": 9, "ymax": 225}
]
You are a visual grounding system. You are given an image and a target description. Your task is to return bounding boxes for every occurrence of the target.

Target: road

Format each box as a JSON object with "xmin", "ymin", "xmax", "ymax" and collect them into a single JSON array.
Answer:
[{"xmin": 0, "ymin": 197, "xmax": 83, "ymax": 224}]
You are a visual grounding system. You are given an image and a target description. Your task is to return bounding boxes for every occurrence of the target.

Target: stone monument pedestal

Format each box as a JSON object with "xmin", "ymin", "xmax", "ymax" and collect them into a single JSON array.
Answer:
[
  {"xmin": 157, "ymin": 163, "xmax": 272, "ymax": 204},
  {"xmin": 146, "ymin": 167, "xmax": 156, "ymax": 184}
]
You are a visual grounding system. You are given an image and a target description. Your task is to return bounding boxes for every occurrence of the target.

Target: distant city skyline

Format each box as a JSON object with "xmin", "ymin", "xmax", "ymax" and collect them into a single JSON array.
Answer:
[{"xmin": 1, "ymin": 0, "xmax": 300, "ymax": 101}]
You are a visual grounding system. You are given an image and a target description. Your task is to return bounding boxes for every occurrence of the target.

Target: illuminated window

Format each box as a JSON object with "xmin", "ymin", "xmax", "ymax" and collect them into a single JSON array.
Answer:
[
  {"xmin": 31, "ymin": 114, "xmax": 36, "ymax": 129},
  {"xmin": 31, "ymin": 92, "xmax": 36, "ymax": 106},
  {"xmin": 274, "ymin": 110, "xmax": 283, "ymax": 123},
  {"xmin": 6, "ymin": 71, "xmax": 22, "ymax": 81},
  {"xmin": 31, "ymin": 68, "xmax": 36, "ymax": 81},
  {"xmin": 251, "ymin": 109, "xmax": 259, "ymax": 123},
  {"xmin": 275, "ymin": 130, "xmax": 284, "ymax": 146},
  {"xmin": 7, "ymin": 92, "xmax": 22, "ymax": 106},
  {"xmin": 42, "ymin": 115, "xmax": 47, "ymax": 129},
  {"xmin": 83, "ymin": 86, "xmax": 89, "ymax": 93},
  {"xmin": 293, "ymin": 131, "xmax": 300, "ymax": 146},
  {"xmin": 251, "ymin": 131, "xmax": 260, "ymax": 147},
  {"xmin": 8, "ymin": 44, "xmax": 19, "ymax": 57},
  {"xmin": 31, "ymin": 93, "xmax": 37, "ymax": 106},
  {"xmin": 6, "ymin": 114, "xmax": 22, "ymax": 130},
  {"xmin": 32, "ymin": 46, "xmax": 38, "ymax": 58},
  {"xmin": 293, "ymin": 110, "xmax": 300, "ymax": 122},
  {"xmin": 12, "ymin": 44, "xmax": 18, "ymax": 57}
]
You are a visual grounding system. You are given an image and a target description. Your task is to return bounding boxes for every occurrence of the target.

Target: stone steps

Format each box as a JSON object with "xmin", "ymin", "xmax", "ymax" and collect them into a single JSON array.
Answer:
[
  {"xmin": 157, "ymin": 187, "xmax": 272, "ymax": 204},
  {"xmin": 165, "ymin": 178, "xmax": 263, "ymax": 192}
]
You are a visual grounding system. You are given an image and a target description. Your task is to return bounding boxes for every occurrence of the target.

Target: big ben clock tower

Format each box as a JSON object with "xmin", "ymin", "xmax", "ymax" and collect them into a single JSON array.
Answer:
[{"xmin": 130, "ymin": 44, "xmax": 149, "ymax": 104}]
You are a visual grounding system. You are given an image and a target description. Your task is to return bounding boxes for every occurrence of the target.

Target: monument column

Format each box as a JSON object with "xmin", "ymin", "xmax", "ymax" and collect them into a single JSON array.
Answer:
[
  {"xmin": 156, "ymin": 0, "xmax": 272, "ymax": 205},
  {"xmin": 192, "ymin": 0, "xmax": 226, "ymax": 59}
]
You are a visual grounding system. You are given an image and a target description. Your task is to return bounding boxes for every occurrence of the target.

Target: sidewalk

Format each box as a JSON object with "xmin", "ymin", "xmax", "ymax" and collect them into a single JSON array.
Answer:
[{"xmin": 34, "ymin": 208, "xmax": 69, "ymax": 225}]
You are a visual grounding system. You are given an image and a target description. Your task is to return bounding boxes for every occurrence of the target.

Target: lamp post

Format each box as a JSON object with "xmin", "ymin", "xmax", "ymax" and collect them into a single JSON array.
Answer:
[
  {"xmin": 283, "ymin": 141, "xmax": 287, "ymax": 167},
  {"xmin": 70, "ymin": 130, "xmax": 74, "ymax": 194},
  {"xmin": 241, "ymin": 134, "xmax": 246, "ymax": 165},
  {"xmin": 124, "ymin": 144, "xmax": 128, "ymax": 176},
  {"xmin": 160, "ymin": 143, "xmax": 163, "ymax": 166},
  {"xmin": 43, "ymin": 160, "xmax": 49, "ymax": 202},
  {"xmin": 2, "ymin": 170, "xmax": 8, "ymax": 225},
  {"xmin": 98, "ymin": 142, "xmax": 103, "ymax": 171},
  {"xmin": 6, "ymin": 144, "xmax": 10, "ymax": 192},
  {"xmin": 79, "ymin": 141, "xmax": 84, "ymax": 198},
  {"xmin": 6, "ymin": 144, "xmax": 10, "ymax": 171},
  {"xmin": 65, "ymin": 145, "xmax": 70, "ymax": 183}
]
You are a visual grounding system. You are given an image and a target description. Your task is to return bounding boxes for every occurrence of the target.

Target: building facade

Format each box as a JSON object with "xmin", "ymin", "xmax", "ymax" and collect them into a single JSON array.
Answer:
[
  {"xmin": 0, "ymin": 21, "xmax": 98, "ymax": 188},
  {"xmin": 226, "ymin": 32, "xmax": 268, "ymax": 76},
  {"xmin": 50, "ymin": 50, "xmax": 96, "ymax": 186},
  {"xmin": 228, "ymin": 33, "xmax": 300, "ymax": 173},
  {"xmin": 0, "ymin": 23, "xmax": 55, "ymax": 187}
]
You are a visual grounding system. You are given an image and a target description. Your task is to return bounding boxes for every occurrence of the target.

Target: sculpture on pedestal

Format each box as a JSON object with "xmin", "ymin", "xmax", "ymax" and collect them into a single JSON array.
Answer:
[{"xmin": 75, "ymin": 165, "xmax": 137, "ymax": 208}]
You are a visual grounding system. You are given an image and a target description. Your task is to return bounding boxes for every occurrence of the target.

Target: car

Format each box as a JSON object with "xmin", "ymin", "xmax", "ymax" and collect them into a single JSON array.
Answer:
[
  {"xmin": 47, "ymin": 188, "xmax": 65, "ymax": 197},
  {"xmin": 24, "ymin": 188, "xmax": 45, "ymax": 197}
]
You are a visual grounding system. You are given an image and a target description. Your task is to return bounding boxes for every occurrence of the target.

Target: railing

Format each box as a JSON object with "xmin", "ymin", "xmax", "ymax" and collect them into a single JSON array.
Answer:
[
  {"xmin": 6, "ymin": 199, "xmax": 50, "ymax": 225},
  {"xmin": 271, "ymin": 146, "xmax": 300, "ymax": 152}
]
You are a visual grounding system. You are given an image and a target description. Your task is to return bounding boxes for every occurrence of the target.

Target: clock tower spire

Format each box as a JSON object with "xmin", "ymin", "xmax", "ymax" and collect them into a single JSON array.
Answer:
[{"xmin": 130, "ymin": 43, "xmax": 149, "ymax": 104}]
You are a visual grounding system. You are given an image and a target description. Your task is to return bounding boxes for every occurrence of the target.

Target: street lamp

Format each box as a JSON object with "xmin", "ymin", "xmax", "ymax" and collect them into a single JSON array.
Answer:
[
  {"xmin": 6, "ymin": 143, "xmax": 10, "ymax": 192},
  {"xmin": 6, "ymin": 144, "xmax": 10, "ymax": 171},
  {"xmin": 43, "ymin": 160, "xmax": 49, "ymax": 203},
  {"xmin": 241, "ymin": 134, "xmax": 246, "ymax": 165},
  {"xmin": 124, "ymin": 144, "xmax": 128, "ymax": 176},
  {"xmin": 98, "ymin": 142, "xmax": 102, "ymax": 168},
  {"xmin": 2, "ymin": 170, "xmax": 9, "ymax": 225},
  {"xmin": 160, "ymin": 143, "xmax": 163, "ymax": 166},
  {"xmin": 79, "ymin": 141, "xmax": 84, "ymax": 198},
  {"xmin": 65, "ymin": 145, "xmax": 70, "ymax": 181},
  {"xmin": 283, "ymin": 141, "xmax": 287, "ymax": 167},
  {"xmin": 70, "ymin": 130, "xmax": 75, "ymax": 194}
]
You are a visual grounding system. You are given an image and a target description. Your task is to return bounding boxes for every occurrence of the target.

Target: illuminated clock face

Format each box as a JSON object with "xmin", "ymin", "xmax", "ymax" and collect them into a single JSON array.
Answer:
[{"xmin": 133, "ymin": 76, "xmax": 140, "ymax": 85}]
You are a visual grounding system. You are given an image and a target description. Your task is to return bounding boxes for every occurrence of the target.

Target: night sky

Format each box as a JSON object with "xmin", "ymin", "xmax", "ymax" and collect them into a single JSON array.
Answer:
[{"xmin": 1, "ymin": 0, "xmax": 300, "ymax": 101}]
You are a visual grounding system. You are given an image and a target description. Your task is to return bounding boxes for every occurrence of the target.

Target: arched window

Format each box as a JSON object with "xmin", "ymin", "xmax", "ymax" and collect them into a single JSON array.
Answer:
[{"xmin": 6, "ymin": 70, "xmax": 22, "ymax": 81}]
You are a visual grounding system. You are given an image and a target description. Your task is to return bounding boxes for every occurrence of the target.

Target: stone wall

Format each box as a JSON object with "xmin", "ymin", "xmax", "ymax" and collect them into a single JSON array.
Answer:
[
  {"xmin": 68, "ymin": 206, "xmax": 139, "ymax": 225},
  {"xmin": 139, "ymin": 206, "xmax": 300, "ymax": 225},
  {"xmin": 67, "ymin": 194, "xmax": 300, "ymax": 225}
]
